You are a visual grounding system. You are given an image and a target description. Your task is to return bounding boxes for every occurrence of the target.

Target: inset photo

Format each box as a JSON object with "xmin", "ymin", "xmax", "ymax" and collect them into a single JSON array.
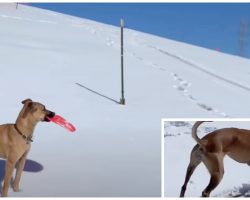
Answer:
[{"xmin": 164, "ymin": 119, "xmax": 250, "ymax": 197}]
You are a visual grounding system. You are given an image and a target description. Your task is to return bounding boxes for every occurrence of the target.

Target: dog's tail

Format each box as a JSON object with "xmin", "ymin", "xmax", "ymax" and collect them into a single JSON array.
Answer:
[{"xmin": 192, "ymin": 121, "xmax": 211, "ymax": 146}]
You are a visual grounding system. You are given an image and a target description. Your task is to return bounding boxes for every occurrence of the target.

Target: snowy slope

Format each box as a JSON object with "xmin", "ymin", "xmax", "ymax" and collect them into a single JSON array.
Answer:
[
  {"xmin": 165, "ymin": 121, "xmax": 250, "ymax": 197},
  {"xmin": 0, "ymin": 4, "xmax": 162, "ymax": 197},
  {"xmin": 0, "ymin": 3, "xmax": 250, "ymax": 197}
]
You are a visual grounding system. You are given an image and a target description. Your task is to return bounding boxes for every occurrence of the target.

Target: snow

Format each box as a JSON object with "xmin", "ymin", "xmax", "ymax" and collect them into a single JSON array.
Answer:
[
  {"xmin": 165, "ymin": 120, "xmax": 250, "ymax": 197},
  {"xmin": 0, "ymin": 4, "xmax": 161, "ymax": 197},
  {"xmin": 1, "ymin": 3, "xmax": 250, "ymax": 197}
]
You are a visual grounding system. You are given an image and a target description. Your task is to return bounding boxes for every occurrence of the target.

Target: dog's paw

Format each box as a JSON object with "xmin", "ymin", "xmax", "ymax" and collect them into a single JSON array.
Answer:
[{"xmin": 13, "ymin": 187, "xmax": 21, "ymax": 192}]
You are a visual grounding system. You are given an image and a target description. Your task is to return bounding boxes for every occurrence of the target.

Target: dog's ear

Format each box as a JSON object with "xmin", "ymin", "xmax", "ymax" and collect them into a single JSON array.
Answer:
[
  {"xmin": 22, "ymin": 101, "xmax": 33, "ymax": 118},
  {"xmin": 22, "ymin": 98, "xmax": 32, "ymax": 104}
]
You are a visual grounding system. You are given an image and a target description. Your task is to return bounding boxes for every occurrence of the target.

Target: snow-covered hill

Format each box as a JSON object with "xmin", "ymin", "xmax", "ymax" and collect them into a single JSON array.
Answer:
[
  {"xmin": 1, "ymin": 3, "xmax": 250, "ymax": 197},
  {"xmin": 165, "ymin": 120, "xmax": 250, "ymax": 197}
]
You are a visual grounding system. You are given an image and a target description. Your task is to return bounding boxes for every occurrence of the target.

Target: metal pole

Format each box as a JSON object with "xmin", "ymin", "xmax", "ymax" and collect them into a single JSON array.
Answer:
[
  {"xmin": 239, "ymin": 18, "xmax": 248, "ymax": 57},
  {"xmin": 120, "ymin": 19, "xmax": 125, "ymax": 105}
]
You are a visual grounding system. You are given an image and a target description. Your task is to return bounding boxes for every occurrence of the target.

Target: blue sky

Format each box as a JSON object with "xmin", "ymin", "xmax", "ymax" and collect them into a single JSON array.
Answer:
[{"xmin": 30, "ymin": 3, "xmax": 250, "ymax": 58}]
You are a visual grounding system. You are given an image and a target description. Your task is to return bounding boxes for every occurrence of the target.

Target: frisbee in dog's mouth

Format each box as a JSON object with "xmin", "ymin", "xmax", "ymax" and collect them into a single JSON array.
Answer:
[{"xmin": 47, "ymin": 115, "xmax": 76, "ymax": 132}]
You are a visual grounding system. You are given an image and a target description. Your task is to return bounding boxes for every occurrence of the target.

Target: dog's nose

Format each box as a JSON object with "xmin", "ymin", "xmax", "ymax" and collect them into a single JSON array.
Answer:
[{"xmin": 48, "ymin": 111, "xmax": 55, "ymax": 118}]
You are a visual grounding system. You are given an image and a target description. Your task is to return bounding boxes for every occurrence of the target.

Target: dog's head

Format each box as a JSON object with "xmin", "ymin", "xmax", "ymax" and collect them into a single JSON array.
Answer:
[{"xmin": 21, "ymin": 98, "xmax": 55, "ymax": 122}]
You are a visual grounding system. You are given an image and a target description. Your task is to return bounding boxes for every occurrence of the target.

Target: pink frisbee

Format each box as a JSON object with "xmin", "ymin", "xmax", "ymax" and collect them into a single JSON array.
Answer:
[{"xmin": 48, "ymin": 115, "xmax": 76, "ymax": 133}]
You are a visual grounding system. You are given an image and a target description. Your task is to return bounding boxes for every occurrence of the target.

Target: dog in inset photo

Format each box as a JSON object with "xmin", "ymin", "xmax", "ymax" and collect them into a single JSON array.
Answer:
[
  {"xmin": 0, "ymin": 98, "xmax": 55, "ymax": 197},
  {"xmin": 180, "ymin": 121, "xmax": 250, "ymax": 197}
]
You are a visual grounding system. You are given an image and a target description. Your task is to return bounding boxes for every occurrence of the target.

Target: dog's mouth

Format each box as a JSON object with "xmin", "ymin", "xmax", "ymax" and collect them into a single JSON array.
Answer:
[{"xmin": 44, "ymin": 111, "xmax": 55, "ymax": 122}]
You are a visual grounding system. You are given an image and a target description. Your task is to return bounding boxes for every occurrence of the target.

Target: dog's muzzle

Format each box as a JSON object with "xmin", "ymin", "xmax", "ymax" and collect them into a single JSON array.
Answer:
[{"xmin": 44, "ymin": 111, "xmax": 55, "ymax": 122}]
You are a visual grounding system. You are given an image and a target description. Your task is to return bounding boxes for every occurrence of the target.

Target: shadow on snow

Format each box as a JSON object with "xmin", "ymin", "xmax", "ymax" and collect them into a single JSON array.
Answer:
[{"xmin": 0, "ymin": 159, "xmax": 43, "ymax": 192}]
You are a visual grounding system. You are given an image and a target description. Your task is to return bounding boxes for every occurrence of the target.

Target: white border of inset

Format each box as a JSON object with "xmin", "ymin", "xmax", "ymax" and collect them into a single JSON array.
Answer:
[
  {"xmin": 161, "ymin": 119, "xmax": 165, "ymax": 197},
  {"xmin": 162, "ymin": 118, "xmax": 250, "ymax": 122},
  {"xmin": 162, "ymin": 117, "xmax": 250, "ymax": 198}
]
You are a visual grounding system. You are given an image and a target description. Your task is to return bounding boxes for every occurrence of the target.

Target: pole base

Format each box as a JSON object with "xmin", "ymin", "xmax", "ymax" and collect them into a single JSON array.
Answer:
[{"xmin": 120, "ymin": 98, "xmax": 126, "ymax": 105}]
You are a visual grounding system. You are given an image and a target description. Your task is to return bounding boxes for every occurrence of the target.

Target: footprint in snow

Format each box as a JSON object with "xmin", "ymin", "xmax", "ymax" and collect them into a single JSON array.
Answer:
[
  {"xmin": 197, "ymin": 103, "xmax": 213, "ymax": 111},
  {"xmin": 171, "ymin": 72, "xmax": 229, "ymax": 117},
  {"xmin": 173, "ymin": 85, "xmax": 186, "ymax": 92}
]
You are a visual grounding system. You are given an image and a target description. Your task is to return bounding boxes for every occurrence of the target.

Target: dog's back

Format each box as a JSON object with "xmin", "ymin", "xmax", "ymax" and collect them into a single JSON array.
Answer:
[
  {"xmin": 0, "ymin": 124, "xmax": 13, "ymax": 158},
  {"xmin": 181, "ymin": 122, "xmax": 250, "ymax": 197}
]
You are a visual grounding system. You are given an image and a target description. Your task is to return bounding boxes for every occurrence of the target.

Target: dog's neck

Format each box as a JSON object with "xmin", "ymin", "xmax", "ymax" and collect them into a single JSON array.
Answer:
[
  {"xmin": 15, "ymin": 117, "xmax": 38, "ymax": 140},
  {"xmin": 14, "ymin": 124, "xmax": 33, "ymax": 143}
]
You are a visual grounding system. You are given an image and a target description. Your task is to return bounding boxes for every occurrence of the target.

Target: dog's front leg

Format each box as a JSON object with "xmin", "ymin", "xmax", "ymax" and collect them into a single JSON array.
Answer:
[
  {"xmin": 13, "ymin": 152, "xmax": 28, "ymax": 192},
  {"xmin": 2, "ymin": 160, "xmax": 16, "ymax": 197}
]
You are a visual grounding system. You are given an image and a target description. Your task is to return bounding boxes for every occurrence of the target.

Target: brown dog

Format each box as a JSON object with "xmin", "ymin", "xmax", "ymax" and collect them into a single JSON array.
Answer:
[
  {"xmin": 0, "ymin": 98, "xmax": 55, "ymax": 197},
  {"xmin": 180, "ymin": 121, "xmax": 250, "ymax": 197}
]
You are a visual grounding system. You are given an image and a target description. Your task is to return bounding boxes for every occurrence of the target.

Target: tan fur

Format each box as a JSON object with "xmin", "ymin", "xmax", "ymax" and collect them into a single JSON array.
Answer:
[
  {"xmin": 180, "ymin": 121, "xmax": 250, "ymax": 197},
  {"xmin": 0, "ymin": 99, "xmax": 54, "ymax": 197},
  {"xmin": 192, "ymin": 121, "xmax": 207, "ymax": 146}
]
